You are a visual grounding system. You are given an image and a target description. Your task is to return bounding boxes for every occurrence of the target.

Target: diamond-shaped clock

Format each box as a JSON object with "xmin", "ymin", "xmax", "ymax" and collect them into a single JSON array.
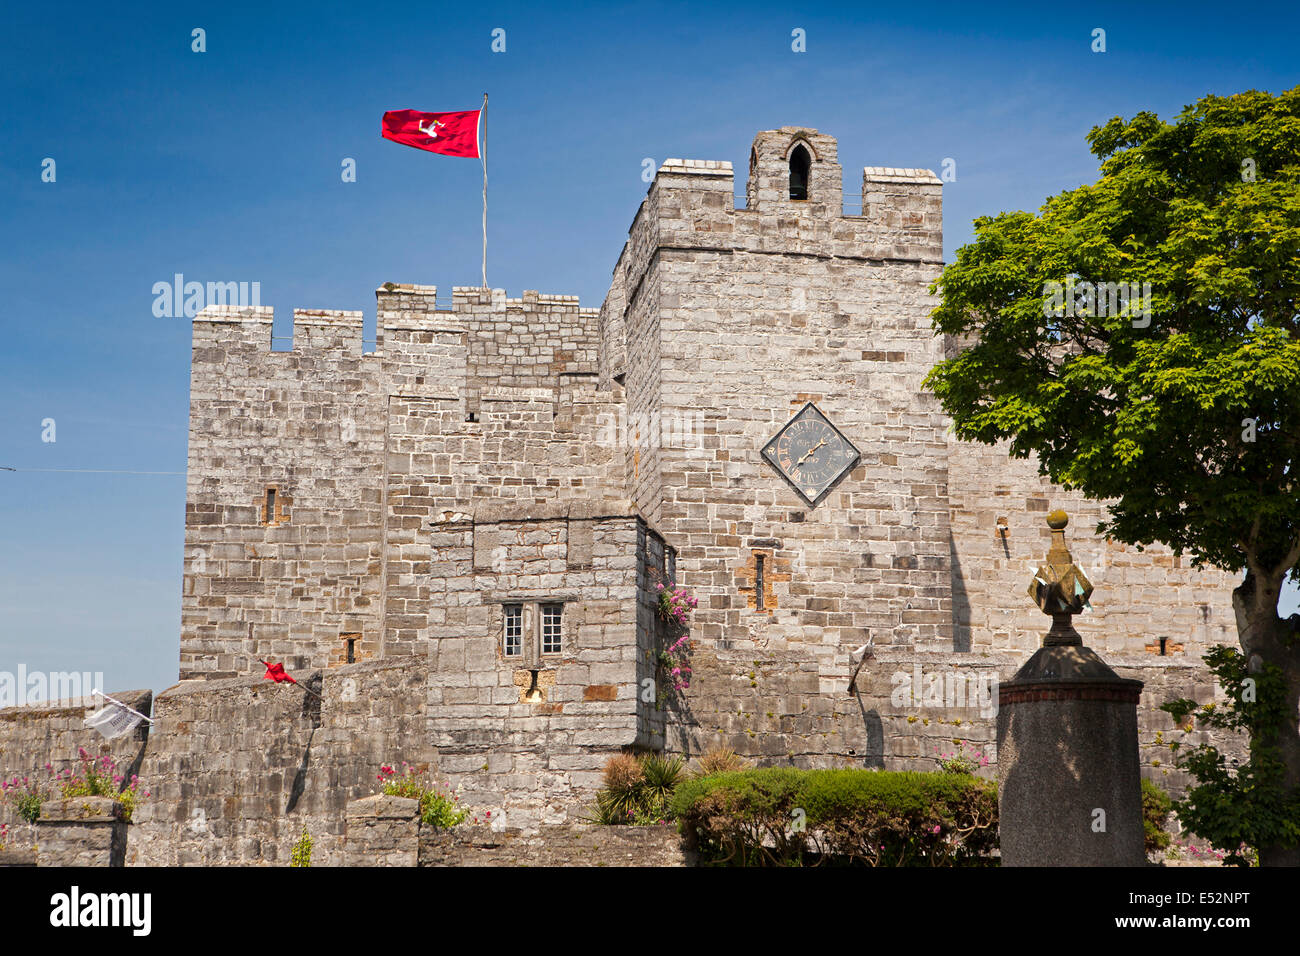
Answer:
[{"xmin": 762, "ymin": 403, "xmax": 861, "ymax": 507}]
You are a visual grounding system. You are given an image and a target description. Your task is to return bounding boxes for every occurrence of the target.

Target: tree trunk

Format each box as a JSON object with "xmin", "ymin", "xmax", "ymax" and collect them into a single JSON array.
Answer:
[{"xmin": 1232, "ymin": 571, "xmax": 1300, "ymax": 867}]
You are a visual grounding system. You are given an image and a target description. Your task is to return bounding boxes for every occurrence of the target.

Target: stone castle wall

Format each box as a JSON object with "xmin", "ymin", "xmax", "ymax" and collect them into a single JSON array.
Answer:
[
  {"xmin": 945, "ymin": 437, "xmax": 1238, "ymax": 658},
  {"xmin": 609, "ymin": 133, "xmax": 955, "ymax": 766},
  {"xmin": 184, "ymin": 287, "xmax": 625, "ymax": 679}
]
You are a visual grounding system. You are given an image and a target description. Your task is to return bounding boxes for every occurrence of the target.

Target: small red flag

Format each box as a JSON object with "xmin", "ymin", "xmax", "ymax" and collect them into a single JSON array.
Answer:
[
  {"xmin": 261, "ymin": 660, "xmax": 298, "ymax": 685},
  {"xmin": 382, "ymin": 109, "xmax": 480, "ymax": 158}
]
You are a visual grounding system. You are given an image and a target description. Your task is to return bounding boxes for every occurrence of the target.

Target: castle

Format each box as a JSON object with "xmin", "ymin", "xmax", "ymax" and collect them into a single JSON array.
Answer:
[{"xmin": 0, "ymin": 127, "xmax": 1240, "ymax": 864}]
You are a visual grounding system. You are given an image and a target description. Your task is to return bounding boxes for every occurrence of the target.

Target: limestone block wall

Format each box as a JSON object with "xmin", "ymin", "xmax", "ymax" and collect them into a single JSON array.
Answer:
[
  {"xmin": 374, "ymin": 283, "xmax": 469, "ymax": 401},
  {"xmin": 637, "ymin": 523, "xmax": 674, "ymax": 750},
  {"xmin": 1120, "ymin": 657, "xmax": 1247, "ymax": 794},
  {"xmin": 127, "ymin": 659, "xmax": 429, "ymax": 866},
  {"xmin": 669, "ymin": 645, "xmax": 1005, "ymax": 770},
  {"xmin": 183, "ymin": 306, "xmax": 387, "ymax": 679},
  {"xmin": 419, "ymin": 822, "xmax": 692, "ymax": 867},
  {"xmin": 605, "ymin": 130, "xmax": 955, "ymax": 775},
  {"xmin": 667, "ymin": 643, "xmax": 1245, "ymax": 795},
  {"xmin": 615, "ymin": 194, "xmax": 667, "ymax": 531},
  {"xmin": 422, "ymin": 509, "xmax": 673, "ymax": 829},
  {"xmin": 945, "ymin": 437, "xmax": 1240, "ymax": 661},
  {"xmin": 460, "ymin": 287, "xmax": 600, "ymax": 401},
  {"xmin": 187, "ymin": 283, "xmax": 624, "ymax": 677},
  {"xmin": 599, "ymin": 245, "xmax": 629, "ymax": 388}
]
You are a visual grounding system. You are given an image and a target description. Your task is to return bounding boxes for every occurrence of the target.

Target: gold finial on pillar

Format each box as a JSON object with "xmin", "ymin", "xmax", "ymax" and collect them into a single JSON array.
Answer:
[{"xmin": 1026, "ymin": 510, "xmax": 1093, "ymax": 646}]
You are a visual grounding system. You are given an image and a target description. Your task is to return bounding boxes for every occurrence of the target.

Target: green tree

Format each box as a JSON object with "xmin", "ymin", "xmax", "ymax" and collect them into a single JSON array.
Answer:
[{"xmin": 924, "ymin": 87, "xmax": 1300, "ymax": 866}]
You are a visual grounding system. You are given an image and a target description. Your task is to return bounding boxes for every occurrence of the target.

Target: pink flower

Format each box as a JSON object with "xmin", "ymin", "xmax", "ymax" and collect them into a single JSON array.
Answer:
[{"xmin": 932, "ymin": 825, "xmax": 941, "ymax": 834}]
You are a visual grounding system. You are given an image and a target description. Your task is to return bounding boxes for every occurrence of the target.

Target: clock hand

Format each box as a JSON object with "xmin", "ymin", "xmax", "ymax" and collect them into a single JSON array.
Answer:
[{"xmin": 795, "ymin": 438, "xmax": 828, "ymax": 467}]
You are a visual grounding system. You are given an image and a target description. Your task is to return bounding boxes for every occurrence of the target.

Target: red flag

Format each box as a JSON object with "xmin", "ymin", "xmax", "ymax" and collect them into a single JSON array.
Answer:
[
  {"xmin": 382, "ymin": 109, "xmax": 480, "ymax": 158},
  {"xmin": 260, "ymin": 660, "xmax": 297, "ymax": 685}
]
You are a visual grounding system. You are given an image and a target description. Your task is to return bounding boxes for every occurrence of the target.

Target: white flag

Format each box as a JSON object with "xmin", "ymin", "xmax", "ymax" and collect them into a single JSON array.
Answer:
[{"xmin": 84, "ymin": 701, "xmax": 143, "ymax": 740}]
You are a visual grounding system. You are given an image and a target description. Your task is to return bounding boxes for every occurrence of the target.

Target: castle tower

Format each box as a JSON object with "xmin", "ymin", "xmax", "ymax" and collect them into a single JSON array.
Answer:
[{"xmin": 601, "ymin": 127, "xmax": 952, "ymax": 758}]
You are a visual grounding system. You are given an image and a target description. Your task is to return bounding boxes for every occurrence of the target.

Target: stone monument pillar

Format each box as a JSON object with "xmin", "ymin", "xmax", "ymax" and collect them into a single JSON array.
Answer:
[{"xmin": 997, "ymin": 511, "xmax": 1146, "ymax": 866}]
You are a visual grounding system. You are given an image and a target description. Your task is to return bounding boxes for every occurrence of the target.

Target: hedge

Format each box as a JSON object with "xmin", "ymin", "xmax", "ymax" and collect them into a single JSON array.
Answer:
[{"xmin": 670, "ymin": 767, "xmax": 998, "ymax": 866}]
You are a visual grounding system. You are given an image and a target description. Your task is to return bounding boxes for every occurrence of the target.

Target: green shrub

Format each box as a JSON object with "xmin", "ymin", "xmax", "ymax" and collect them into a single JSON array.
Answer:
[
  {"xmin": 671, "ymin": 767, "xmax": 998, "ymax": 866},
  {"xmin": 290, "ymin": 826, "xmax": 313, "ymax": 867},
  {"xmin": 591, "ymin": 752, "xmax": 685, "ymax": 825},
  {"xmin": 5, "ymin": 751, "xmax": 149, "ymax": 825},
  {"xmin": 934, "ymin": 740, "xmax": 991, "ymax": 775},
  {"xmin": 1161, "ymin": 646, "xmax": 1300, "ymax": 866},
  {"xmin": 693, "ymin": 745, "xmax": 749, "ymax": 777},
  {"xmin": 377, "ymin": 763, "xmax": 468, "ymax": 830},
  {"xmin": 1141, "ymin": 778, "xmax": 1172, "ymax": 854},
  {"xmin": 14, "ymin": 792, "xmax": 42, "ymax": 824},
  {"xmin": 639, "ymin": 753, "xmax": 685, "ymax": 805},
  {"xmin": 59, "ymin": 749, "xmax": 145, "ymax": 822}
]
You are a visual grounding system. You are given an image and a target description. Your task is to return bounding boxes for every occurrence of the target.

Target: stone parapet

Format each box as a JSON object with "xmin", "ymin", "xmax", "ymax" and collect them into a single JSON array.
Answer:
[
  {"xmin": 418, "ymin": 823, "xmax": 693, "ymax": 867},
  {"xmin": 36, "ymin": 797, "xmax": 128, "ymax": 867},
  {"xmin": 344, "ymin": 795, "xmax": 419, "ymax": 867}
]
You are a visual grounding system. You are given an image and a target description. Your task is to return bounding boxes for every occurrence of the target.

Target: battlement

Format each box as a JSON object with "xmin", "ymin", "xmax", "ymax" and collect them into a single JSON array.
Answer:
[
  {"xmin": 656, "ymin": 158, "xmax": 734, "ymax": 178},
  {"xmin": 862, "ymin": 166, "xmax": 943, "ymax": 185},
  {"xmin": 618, "ymin": 127, "xmax": 943, "ymax": 276},
  {"xmin": 194, "ymin": 284, "xmax": 597, "ymax": 357},
  {"xmin": 194, "ymin": 305, "xmax": 274, "ymax": 324}
]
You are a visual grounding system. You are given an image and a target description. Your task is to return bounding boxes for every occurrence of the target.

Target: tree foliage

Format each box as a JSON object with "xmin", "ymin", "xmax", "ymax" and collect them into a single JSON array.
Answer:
[
  {"xmin": 1162, "ymin": 646, "xmax": 1300, "ymax": 864},
  {"xmin": 925, "ymin": 87, "xmax": 1300, "ymax": 574}
]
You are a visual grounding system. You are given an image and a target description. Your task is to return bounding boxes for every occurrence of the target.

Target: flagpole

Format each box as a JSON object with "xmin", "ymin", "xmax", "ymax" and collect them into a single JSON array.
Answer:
[
  {"xmin": 481, "ymin": 92, "xmax": 488, "ymax": 289},
  {"xmin": 91, "ymin": 689, "xmax": 154, "ymax": 724}
]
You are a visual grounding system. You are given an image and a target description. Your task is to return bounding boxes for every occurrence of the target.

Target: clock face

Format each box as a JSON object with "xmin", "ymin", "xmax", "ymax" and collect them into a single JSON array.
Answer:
[{"xmin": 762, "ymin": 403, "xmax": 861, "ymax": 506}]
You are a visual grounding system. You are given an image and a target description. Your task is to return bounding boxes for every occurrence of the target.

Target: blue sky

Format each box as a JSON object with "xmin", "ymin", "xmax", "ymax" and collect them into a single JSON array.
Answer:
[{"xmin": 2, "ymin": 0, "xmax": 1297, "ymax": 696}]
